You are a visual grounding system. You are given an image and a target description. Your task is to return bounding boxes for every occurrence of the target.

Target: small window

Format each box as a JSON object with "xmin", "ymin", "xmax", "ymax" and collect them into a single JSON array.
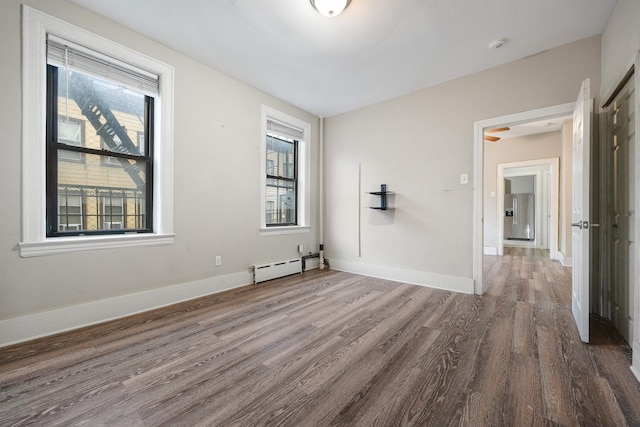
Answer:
[
  {"xmin": 266, "ymin": 134, "xmax": 297, "ymax": 226},
  {"xmin": 102, "ymin": 193, "xmax": 124, "ymax": 230},
  {"xmin": 103, "ymin": 135, "xmax": 125, "ymax": 167},
  {"xmin": 57, "ymin": 117, "xmax": 83, "ymax": 162},
  {"xmin": 58, "ymin": 191, "xmax": 83, "ymax": 231},
  {"xmin": 260, "ymin": 106, "xmax": 310, "ymax": 232}
]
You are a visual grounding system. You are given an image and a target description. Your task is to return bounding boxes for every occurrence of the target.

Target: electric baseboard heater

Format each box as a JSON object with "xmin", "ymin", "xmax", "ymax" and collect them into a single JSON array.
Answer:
[{"xmin": 252, "ymin": 257, "xmax": 302, "ymax": 284}]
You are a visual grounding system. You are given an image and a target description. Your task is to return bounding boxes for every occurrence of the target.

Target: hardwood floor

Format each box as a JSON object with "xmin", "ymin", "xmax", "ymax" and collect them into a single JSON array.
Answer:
[{"xmin": 1, "ymin": 248, "xmax": 639, "ymax": 426}]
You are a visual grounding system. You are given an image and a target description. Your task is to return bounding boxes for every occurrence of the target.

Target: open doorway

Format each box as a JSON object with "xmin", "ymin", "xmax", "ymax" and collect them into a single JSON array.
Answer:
[
  {"xmin": 495, "ymin": 159, "xmax": 560, "ymax": 259},
  {"xmin": 472, "ymin": 102, "xmax": 575, "ymax": 294}
]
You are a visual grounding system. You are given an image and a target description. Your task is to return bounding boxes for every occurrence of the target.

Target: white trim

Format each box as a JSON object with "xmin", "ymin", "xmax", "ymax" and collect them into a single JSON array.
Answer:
[
  {"xmin": 330, "ymin": 258, "xmax": 474, "ymax": 294},
  {"xmin": 497, "ymin": 158, "xmax": 560, "ymax": 259},
  {"xmin": 20, "ymin": 6, "xmax": 175, "ymax": 257},
  {"xmin": 260, "ymin": 226, "xmax": 311, "ymax": 235},
  {"xmin": 0, "ymin": 270, "xmax": 251, "ymax": 348},
  {"xmin": 260, "ymin": 105, "xmax": 311, "ymax": 232},
  {"xmin": 483, "ymin": 246, "xmax": 497, "ymax": 255},
  {"xmin": 503, "ymin": 240, "xmax": 537, "ymax": 248},
  {"xmin": 19, "ymin": 233, "xmax": 175, "ymax": 258},
  {"xmin": 558, "ymin": 251, "xmax": 573, "ymax": 267},
  {"xmin": 473, "ymin": 102, "xmax": 575, "ymax": 294}
]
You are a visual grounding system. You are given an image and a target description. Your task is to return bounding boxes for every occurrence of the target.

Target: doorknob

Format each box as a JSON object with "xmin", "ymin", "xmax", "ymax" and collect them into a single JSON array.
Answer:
[{"xmin": 572, "ymin": 220, "xmax": 600, "ymax": 230}]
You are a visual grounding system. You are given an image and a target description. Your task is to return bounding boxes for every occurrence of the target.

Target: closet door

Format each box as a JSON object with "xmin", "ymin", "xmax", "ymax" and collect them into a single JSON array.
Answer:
[{"xmin": 604, "ymin": 69, "xmax": 636, "ymax": 344}]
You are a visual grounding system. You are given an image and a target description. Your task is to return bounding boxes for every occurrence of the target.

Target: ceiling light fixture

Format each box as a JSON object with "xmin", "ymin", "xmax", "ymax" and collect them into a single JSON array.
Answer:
[{"xmin": 310, "ymin": 0, "xmax": 351, "ymax": 17}]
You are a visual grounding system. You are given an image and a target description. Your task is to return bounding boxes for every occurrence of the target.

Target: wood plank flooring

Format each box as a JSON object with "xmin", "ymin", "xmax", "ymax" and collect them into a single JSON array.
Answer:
[{"xmin": 1, "ymin": 248, "xmax": 639, "ymax": 426}]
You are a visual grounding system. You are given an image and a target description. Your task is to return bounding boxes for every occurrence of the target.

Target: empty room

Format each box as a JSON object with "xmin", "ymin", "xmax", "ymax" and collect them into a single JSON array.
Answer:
[{"xmin": 1, "ymin": 0, "xmax": 640, "ymax": 425}]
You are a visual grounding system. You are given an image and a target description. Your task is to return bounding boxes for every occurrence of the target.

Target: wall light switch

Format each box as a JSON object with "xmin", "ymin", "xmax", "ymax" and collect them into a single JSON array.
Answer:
[
  {"xmin": 215, "ymin": 255, "xmax": 222, "ymax": 266},
  {"xmin": 460, "ymin": 173, "xmax": 469, "ymax": 184},
  {"xmin": 490, "ymin": 191, "xmax": 496, "ymax": 197}
]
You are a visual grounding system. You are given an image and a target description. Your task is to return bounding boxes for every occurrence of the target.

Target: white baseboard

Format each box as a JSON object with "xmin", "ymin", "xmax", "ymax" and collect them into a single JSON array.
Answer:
[
  {"xmin": 483, "ymin": 246, "xmax": 497, "ymax": 255},
  {"xmin": 558, "ymin": 251, "xmax": 573, "ymax": 267},
  {"xmin": 329, "ymin": 259, "xmax": 474, "ymax": 294},
  {"xmin": 632, "ymin": 341, "xmax": 640, "ymax": 384},
  {"xmin": 0, "ymin": 270, "xmax": 252, "ymax": 348},
  {"xmin": 503, "ymin": 240, "xmax": 536, "ymax": 248}
]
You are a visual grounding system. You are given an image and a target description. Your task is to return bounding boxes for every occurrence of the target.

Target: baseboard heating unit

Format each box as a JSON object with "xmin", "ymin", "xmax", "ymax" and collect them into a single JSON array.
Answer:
[{"xmin": 252, "ymin": 257, "xmax": 302, "ymax": 284}]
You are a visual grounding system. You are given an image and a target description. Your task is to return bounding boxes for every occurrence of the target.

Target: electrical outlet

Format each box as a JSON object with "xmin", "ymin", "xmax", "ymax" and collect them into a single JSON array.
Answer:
[{"xmin": 215, "ymin": 255, "xmax": 222, "ymax": 266}]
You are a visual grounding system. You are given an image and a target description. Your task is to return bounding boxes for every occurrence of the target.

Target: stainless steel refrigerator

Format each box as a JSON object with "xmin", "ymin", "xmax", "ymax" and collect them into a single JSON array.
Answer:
[{"xmin": 504, "ymin": 193, "xmax": 535, "ymax": 241}]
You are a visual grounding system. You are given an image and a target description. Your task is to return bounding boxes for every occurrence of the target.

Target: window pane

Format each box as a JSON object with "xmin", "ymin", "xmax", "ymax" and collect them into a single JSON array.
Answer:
[
  {"xmin": 58, "ymin": 68, "xmax": 146, "ymax": 157},
  {"xmin": 266, "ymin": 136, "xmax": 295, "ymax": 179},
  {"xmin": 266, "ymin": 178, "xmax": 296, "ymax": 225},
  {"xmin": 57, "ymin": 151, "xmax": 147, "ymax": 231}
]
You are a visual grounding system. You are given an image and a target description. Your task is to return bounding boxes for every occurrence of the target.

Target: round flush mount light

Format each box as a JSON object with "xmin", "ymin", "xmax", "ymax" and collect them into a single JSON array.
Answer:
[
  {"xmin": 488, "ymin": 39, "xmax": 506, "ymax": 49},
  {"xmin": 310, "ymin": 0, "xmax": 352, "ymax": 17}
]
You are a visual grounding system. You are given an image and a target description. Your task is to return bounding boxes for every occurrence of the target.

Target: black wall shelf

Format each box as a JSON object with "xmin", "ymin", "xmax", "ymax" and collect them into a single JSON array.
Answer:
[{"xmin": 367, "ymin": 184, "xmax": 395, "ymax": 210}]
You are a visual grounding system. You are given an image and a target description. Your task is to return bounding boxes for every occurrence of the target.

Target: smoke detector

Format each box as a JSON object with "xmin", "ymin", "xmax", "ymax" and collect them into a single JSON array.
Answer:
[{"xmin": 488, "ymin": 39, "xmax": 506, "ymax": 49}]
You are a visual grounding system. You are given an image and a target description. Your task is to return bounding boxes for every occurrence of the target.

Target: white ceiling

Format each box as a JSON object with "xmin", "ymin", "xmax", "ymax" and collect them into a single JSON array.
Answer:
[
  {"xmin": 70, "ymin": 0, "xmax": 616, "ymax": 117},
  {"xmin": 487, "ymin": 115, "xmax": 572, "ymax": 140}
]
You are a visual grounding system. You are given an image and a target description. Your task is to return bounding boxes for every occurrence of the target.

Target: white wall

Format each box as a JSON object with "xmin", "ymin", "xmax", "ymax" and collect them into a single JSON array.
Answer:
[
  {"xmin": 484, "ymin": 132, "xmax": 563, "ymax": 251},
  {"xmin": 600, "ymin": 0, "xmax": 640, "ymax": 382},
  {"xmin": 324, "ymin": 36, "xmax": 601, "ymax": 292},
  {"xmin": 0, "ymin": 0, "xmax": 319, "ymax": 344}
]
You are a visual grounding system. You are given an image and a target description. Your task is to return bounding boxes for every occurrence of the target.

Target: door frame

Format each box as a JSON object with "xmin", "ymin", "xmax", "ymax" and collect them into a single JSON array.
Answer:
[
  {"xmin": 497, "ymin": 158, "xmax": 559, "ymax": 258},
  {"xmin": 630, "ymin": 53, "xmax": 640, "ymax": 382},
  {"xmin": 473, "ymin": 102, "xmax": 574, "ymax": 295}
]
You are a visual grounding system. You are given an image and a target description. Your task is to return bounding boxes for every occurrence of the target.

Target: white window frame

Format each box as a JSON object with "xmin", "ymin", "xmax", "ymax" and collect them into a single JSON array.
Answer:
[
  {"xmin": 20, "ymin": 6, "xmax": 175, "ymax": 257},
  {"xmin": 260, "ymin": 105, "xmax": 311, "ymax": 235}
]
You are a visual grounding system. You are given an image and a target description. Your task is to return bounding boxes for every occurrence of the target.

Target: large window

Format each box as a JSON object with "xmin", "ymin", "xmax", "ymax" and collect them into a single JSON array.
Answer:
[
  {"xmin": 260, "ymin": 106, "xmax": 310, "ymax": 233},
  {"xmin": 21, "ymin": 6, "xmax": 174, "ymax": 256},
  {"xmin": 46, "ymin": 35, "xmax": 154, "ymax": 236}
]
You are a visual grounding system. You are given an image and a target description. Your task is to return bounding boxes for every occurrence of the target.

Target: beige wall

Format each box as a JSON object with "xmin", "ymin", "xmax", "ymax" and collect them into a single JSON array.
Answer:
[
  {"xmin": 483, "ymin": 131, "xmax": 564, "ymax": 251},
  {"xmin": 324, "ymin": 36, "xmax": 601, "ymax": 283},
  {"xmin": 0, "ymin": 0, "xmax": 319, "ymax": 323}
]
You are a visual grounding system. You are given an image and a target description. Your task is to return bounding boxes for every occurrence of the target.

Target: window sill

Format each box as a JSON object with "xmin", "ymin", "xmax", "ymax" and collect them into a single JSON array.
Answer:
[
  {"xmin": 19, "ymin": 233, "xmax": 175, "ymax": 257},
  {"xmin": 259, "ymin": 226, "xmax": 310, "ymax": 236}
]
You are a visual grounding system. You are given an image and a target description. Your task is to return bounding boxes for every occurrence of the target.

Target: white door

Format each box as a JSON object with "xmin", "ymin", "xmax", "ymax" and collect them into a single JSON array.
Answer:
[{"xmin": 572, "ymin": 78, "xmax": 593, "ymax": 343}]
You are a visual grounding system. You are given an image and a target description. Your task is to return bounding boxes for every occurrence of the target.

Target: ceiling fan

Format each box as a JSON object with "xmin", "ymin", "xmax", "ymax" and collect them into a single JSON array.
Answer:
[{"xmin": 484, "ymin": 127, "xmax": 510, "ymax": 142}]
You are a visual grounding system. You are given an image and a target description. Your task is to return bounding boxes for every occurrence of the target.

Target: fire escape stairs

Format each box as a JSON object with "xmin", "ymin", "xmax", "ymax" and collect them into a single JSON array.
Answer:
[{"xmin": 68, "ymin": 74, "xmax": 146, "ymax": 190}]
